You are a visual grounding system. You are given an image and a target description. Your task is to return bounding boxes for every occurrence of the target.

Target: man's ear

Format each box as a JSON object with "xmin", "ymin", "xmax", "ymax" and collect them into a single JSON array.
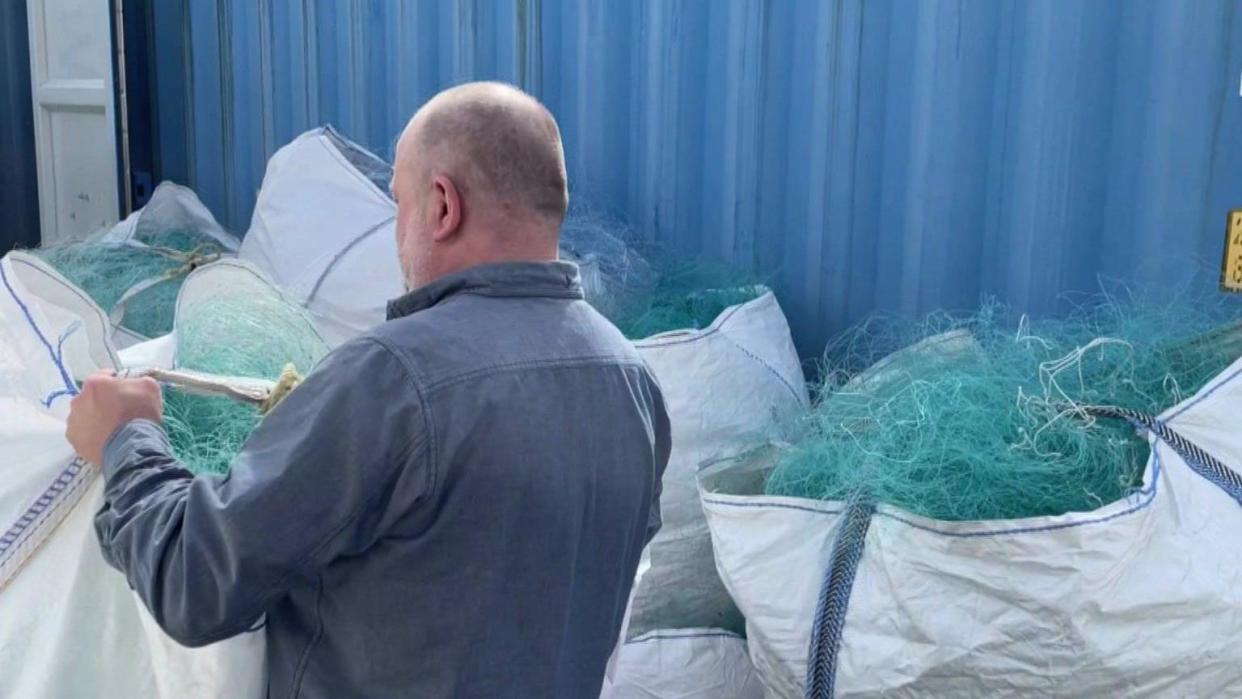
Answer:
[{"xmin": 431, "ymin": 174, "xmax": 463, "ymax": 242}]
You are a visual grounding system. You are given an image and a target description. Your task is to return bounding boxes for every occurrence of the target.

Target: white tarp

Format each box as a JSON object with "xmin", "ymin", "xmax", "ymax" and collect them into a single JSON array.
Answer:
[
  {"xmin": 701, "ymin": 357, "xmax": 1242, "ymax": 698},
  {"xmin": 629, "ymin": 291, "xmax": 809, "ymax": 637},
  {"xmin": 0, "ymin": 252, "xmax": 265, "ymax": 698},
  {"xmin": 239, "ymin": 127, "xmax": 403, "ymax": 347}
]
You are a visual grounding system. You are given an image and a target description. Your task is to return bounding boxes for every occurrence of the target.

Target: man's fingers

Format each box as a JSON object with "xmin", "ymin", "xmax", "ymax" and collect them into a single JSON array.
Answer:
[
  {"xmin": 137, "ymin": 376, "xmax": 161, "ymax": 397},
  {"xmin": 82, "ymin": 372, "xmax": 116, "ymax": 391},
  {"xmin": 113, "ymin": 375, "xmax": 162, "ymax": 397}
]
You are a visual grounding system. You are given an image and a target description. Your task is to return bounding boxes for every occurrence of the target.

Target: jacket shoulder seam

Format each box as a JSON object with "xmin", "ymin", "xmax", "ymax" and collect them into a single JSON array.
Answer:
[
  {"xmin": 425, "ymin": 354, "xmax": 649, "ymax": 393},
  {"xmin": 360, "ymin": 335, "xmax": 442, "ymax": 500}
]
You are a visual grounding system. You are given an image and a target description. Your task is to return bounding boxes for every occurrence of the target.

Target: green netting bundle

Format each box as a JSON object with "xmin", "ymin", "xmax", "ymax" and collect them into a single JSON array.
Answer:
[
  {"xmin": 560, "ymin": 211, "xmax": 765, "ymax": 338},
  {"xmin": 33, "ymin": 229, "xmax": 228, "ymax": 338},
  {"xmin": 164, "ymin": 290, "xmax": 328, "ymax": 474},
  {"xmin": 765, "ymin": 292, "xmax": 1242, "ymax": 521},
  {"xmin": 612, "ymin": 261, "xmax": 766, "ymax": 339}
]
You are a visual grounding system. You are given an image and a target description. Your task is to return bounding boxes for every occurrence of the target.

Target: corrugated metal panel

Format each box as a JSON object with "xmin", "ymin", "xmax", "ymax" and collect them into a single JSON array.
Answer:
[
  {"xmin": 148, "ymin": 0, "xmax": 1242, "ymax": 355},
  {"xmin": 0, "ymin": 0, "xmax": 41, "ymax": 252}
]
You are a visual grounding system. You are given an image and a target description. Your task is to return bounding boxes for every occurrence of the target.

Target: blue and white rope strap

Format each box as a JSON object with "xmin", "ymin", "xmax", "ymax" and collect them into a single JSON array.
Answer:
[
  {"xmin": 805, "ymin": 499, "xmax": 875, "ymax": 699},
  {"xmin": 0, "ymin": 458, "xmax": 97, "ymax": 592},
  {"xmin": 1083, "ymin": 405, "xmax": 1242, "ymax": 507}
]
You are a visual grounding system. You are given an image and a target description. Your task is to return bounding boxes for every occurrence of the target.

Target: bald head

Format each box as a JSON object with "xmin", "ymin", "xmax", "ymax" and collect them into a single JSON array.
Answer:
[
  {"xmin": 398, "ymin": 82, "xmax": 568, "ymax": 223},
  {"xmin": 390, "ymin": 83, "xmax": 568, "ymax": 289}
]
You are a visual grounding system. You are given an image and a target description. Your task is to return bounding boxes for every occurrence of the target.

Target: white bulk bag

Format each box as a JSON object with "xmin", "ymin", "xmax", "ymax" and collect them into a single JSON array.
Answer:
[
  {"xmin": 0, "ymin": 253, "xmax": 115, "ymax": 587},
  {"xmin": 598, "ymin": 551, "xmax": 760, "ymax": 699},
  {"xmin": 100, "ymin": 182, "xmax": 240, "ymax": 347},
  {"xmin": 0, "ymin": 252, "xmax": 265, "ymax": 698},
  {"xmin": 629, "ymin": 290, "xmax": 809, "ymax": 636},
  {"xmin": 599, "ymin": 543, "xmax": 761, "ymax": 699},
  {"xmin": 173, "ymin": 257, "xmax": 325, "ymax": 344},
  {"xmin": 117, "ymin": 331, "xmax": 177, "ymax": 370},
  {"xmin": 602, "ymin": 630, "xmax": 766, "ymax": 699},
  {"xmin": 240, "ymin": 127, "xmax": 403, "ymax": 347},
  {"xmin": 102, "ymin": 182, "xmax": 237, "ymax": 251},
  {"xmin": 701, "ymin": 357, "xmax": 1242, "ymax": 698}
]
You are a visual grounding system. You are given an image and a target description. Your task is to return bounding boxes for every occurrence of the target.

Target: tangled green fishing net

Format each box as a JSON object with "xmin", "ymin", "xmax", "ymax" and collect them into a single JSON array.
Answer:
[
  {"xmin": 765, "ymin": 293, "xmax": 1242, "ymax": 521},
  {"xmin": 33, "ymin": 228, "xmax": 228, "ymax": 338},
  {"xmin": 612, "ymin": 261, "xmax": 766, "ymax": 339},
  {"xmin": 163, "ymin": 290, "xmax": 328, "ymax": 474},
  {"xmin": 560, "ymin": 211, "xmax": 764, "ymax": 338}
]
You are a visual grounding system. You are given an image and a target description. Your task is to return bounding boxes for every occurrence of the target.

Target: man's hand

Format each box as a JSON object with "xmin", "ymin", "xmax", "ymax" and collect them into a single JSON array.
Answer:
[{"xmin": 66, "ymin": 372, "xmax": 164, "ymax": 466}]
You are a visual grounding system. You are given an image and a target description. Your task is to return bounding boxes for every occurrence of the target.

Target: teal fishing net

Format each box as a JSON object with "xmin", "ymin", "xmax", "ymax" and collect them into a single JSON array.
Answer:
[
  {"xmin": 612, "ymin": 260, "xmax": 766, "ymax": 339},
  {"xmin": 560, "ymin": 212, "xmax": 765, "ymax": 338},
  {"xmin": 32, "ymin": 228, "xmax": 230, "ymax": 338},
  {"xmin": 765, "ymin": 292, "xmax": 1242, "ymax": 520},
  {"xmin": 163, "ymin": 289, "xmax": 328, "ymax": 475}
]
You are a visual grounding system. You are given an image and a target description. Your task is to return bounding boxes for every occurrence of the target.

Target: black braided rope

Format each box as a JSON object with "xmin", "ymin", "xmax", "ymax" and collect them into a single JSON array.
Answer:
[
  {"xmin": 1083, "ymin": 405, "xmax": 1242, "ymax": 507},
  {"xmin": 805, "ymin": 499, "xmax": 876, "ymax": 699}
]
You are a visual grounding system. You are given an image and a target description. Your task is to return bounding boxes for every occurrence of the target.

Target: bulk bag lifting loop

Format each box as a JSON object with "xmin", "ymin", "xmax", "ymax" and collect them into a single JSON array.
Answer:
[
  {"xmin": 805, "ymin": 500, "xmax": 875, "ymax": 699},
  {"xmin": 793, "ymin": 399, "xmax": 1242, "ymax": 699},
  {"xmin": 1081, "ymin": 405, "xmax": 1242, "ymax": 507}
]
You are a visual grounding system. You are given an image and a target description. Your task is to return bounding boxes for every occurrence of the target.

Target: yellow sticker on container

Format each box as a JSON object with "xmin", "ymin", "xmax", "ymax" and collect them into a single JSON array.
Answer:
[{"xmin": 1225, "ymin": 209, "xmax": 1242, "ymax": 292}]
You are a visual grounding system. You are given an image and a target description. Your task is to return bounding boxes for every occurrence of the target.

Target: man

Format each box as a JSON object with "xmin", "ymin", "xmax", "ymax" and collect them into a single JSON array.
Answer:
[{"xmin": 67, "ymin": 82, "xmax": 671, "ymax": 698}]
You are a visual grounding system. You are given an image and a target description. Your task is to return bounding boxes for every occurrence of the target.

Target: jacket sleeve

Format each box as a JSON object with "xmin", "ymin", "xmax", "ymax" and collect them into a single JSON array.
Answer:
[
  {"xmin": 644, "ymin": 375, "xmax": 672, "ymax": 547},
  {"xmin": 94, "ymin": 337, "xmax": 431, "ymax": 648}
]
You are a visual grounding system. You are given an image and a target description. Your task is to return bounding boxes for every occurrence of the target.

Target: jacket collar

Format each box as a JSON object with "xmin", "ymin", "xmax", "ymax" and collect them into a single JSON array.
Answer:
[{"xmin": 387, "ymin": 261, "xmax": 584, "ymax": 320}]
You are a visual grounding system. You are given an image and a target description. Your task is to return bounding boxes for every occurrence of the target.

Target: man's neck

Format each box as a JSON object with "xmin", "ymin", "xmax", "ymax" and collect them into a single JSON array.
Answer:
[{"xmin": 415, "ymin": 248, "xmax": 559, "ymax": 291}]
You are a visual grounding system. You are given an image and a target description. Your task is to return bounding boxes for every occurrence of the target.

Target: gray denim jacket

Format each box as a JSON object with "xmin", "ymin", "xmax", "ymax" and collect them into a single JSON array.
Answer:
[{"xmin": 96, "ymin": 261, "xmax": 671, "ymax": 698}]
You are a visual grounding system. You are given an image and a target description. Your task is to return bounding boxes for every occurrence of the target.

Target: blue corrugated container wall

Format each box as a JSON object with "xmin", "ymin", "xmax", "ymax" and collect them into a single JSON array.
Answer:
[
  {"xmin": 0, "ymin": 0, "xmax": 41, "ymax": 253},
  {"xmin": 146, "ymin": 0, "xmax": 1242, "ymax": 357}
]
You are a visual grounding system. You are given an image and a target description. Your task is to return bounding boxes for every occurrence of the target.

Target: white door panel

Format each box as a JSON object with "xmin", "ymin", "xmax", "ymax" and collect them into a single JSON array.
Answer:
[{"xmin": 27, "ymin": 0, "xmax": 119, "ymax": 245}]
